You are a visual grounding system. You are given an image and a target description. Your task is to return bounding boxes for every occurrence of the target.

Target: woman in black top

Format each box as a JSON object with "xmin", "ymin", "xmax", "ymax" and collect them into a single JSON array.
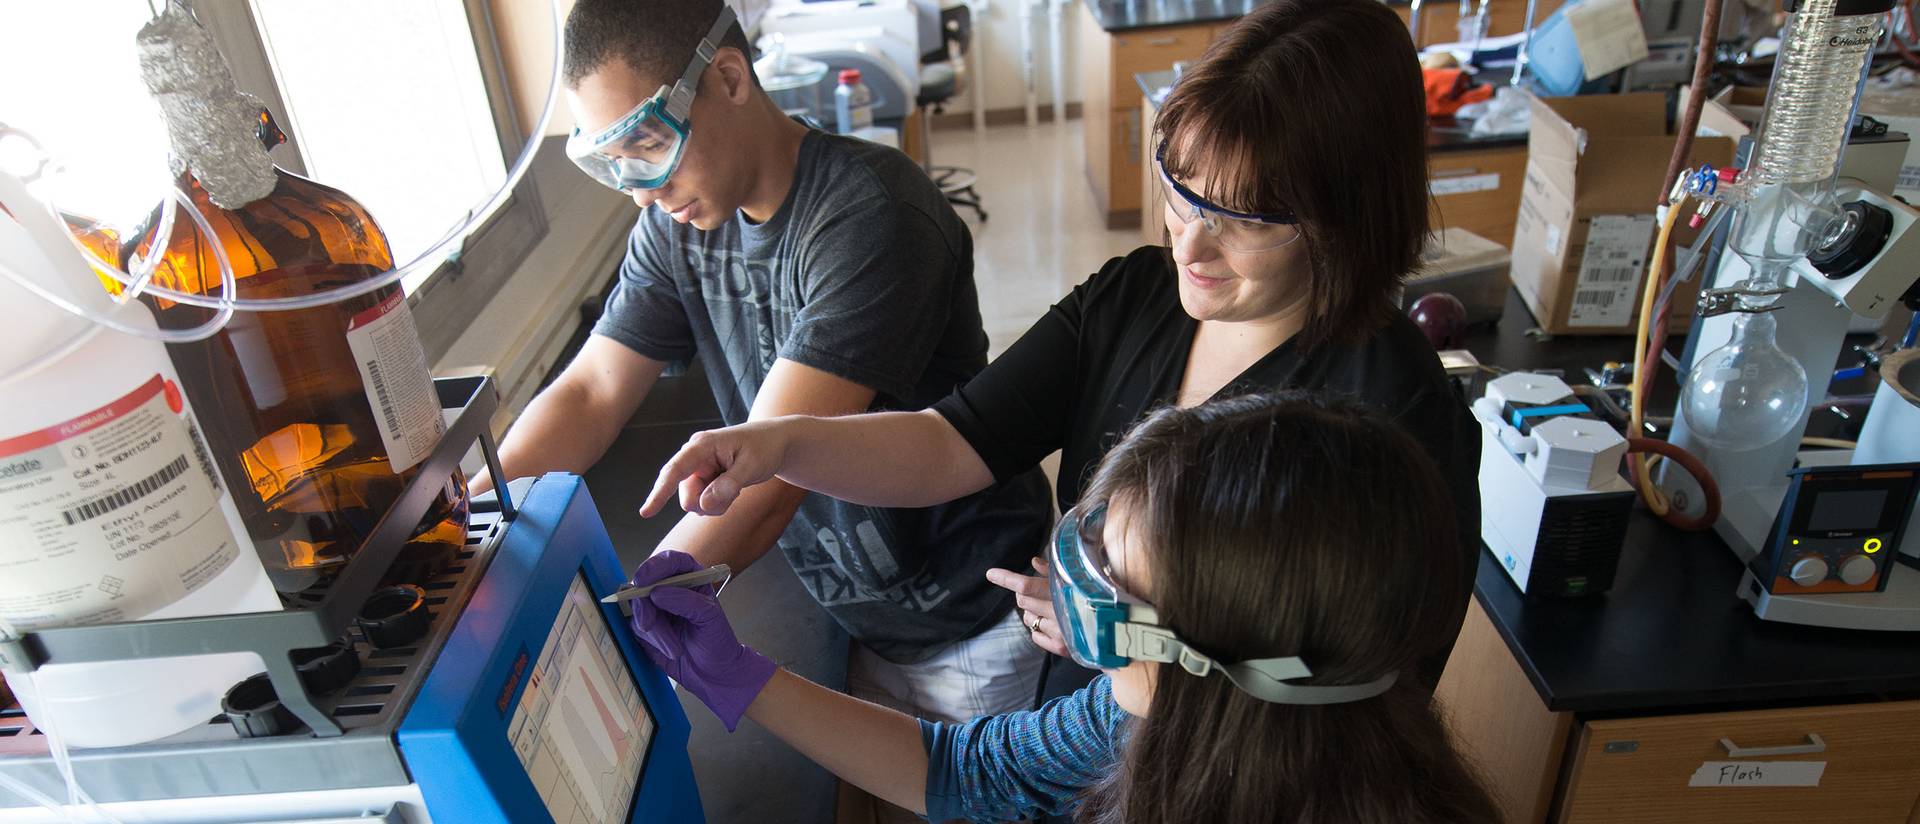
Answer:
[{"xmin": 641, "ymin": 0, "xmax": 1478, "ymax": 686}]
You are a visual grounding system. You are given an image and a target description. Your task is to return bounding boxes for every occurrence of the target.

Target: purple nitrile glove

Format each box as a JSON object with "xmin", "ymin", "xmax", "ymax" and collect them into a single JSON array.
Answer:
[{"xmin": 626, "ymin": 551, "xmax": 775, "ymax": 732}]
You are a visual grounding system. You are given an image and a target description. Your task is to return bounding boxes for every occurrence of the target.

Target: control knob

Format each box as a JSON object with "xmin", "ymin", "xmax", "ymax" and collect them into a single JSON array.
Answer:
[
  {"xmin": 1838, "ymin": 554, "xmax": 1878, "ymax": 587},
  {"xmin": 1788, "ymin": 556, "xmax": 1830, "ymax": 588}
]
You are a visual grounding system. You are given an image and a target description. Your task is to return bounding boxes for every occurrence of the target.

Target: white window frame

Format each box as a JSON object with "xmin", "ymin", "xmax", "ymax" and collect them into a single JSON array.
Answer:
[{"xmin": 201, "ymin": 0, "xmax": 550, "ymax": 363}]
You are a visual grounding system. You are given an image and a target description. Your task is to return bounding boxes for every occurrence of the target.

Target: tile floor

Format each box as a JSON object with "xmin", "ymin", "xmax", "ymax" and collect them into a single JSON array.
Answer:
[
  {"xmin": 929, "ymin": 120, "xmax": 1144, "ymax": 357},
  {"xmin": 586, "ymin": 118, "xmax": 1136, "ymax": 824}
]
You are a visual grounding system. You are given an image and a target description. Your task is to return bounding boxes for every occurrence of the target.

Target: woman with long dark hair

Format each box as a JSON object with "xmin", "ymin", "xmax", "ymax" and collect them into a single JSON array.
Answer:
[
  {"xmin": 637, "ymin": 0, "xmax": 1480, "ymax": 688},
  {"xmin": 628, "ymin": 394, "xmax": 1500, "ymax": 822}
]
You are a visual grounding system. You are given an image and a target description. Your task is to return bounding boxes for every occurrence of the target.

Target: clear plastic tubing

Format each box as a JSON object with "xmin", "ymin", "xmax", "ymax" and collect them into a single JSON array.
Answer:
[
  {"xmin": 0, "ymin": 186, "xmax": 235, "ymax": 391},
  {"xmin": 54, "ymin": 0, "xmax": 563, "ymax": 315}
]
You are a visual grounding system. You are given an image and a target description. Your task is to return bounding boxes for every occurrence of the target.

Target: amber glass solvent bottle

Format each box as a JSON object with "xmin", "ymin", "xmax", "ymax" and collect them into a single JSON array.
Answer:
[{"xmin": 78, "ymin": 3, "xmax": 469, "ymax": 591}]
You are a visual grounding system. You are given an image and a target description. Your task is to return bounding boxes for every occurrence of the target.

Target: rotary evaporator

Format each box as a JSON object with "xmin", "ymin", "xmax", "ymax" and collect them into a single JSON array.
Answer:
[
  {"xmin": 1474, "ymin": 0, "xmax": 1920, "ymax": 615},
  {"xmin": 1655, "ymin": 0, "xmax": 1920, "ymax": 629}
]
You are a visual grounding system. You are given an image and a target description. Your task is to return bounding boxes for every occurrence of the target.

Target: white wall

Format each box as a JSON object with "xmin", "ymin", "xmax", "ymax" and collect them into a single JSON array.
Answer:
[
  {"xmin": 489, "ymin": 0, "xmax": 576, "ymax": 137},
  {"xmin": 966, "ymin": 0, "xmax": 1084, "ymax": 115},
  {"xmin": 489, "ymin": 0, "xmax": 1087, "ymax": 138}
]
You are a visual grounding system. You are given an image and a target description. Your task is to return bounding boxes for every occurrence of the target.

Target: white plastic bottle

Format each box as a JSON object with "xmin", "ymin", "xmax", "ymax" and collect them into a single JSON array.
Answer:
[
  {"xmin": 0, "ymin": 173, "xmax": 282, "ymax": 749},
  {"xmin": 834, "ymin": 68, "xmax": 875, "ymax": 134}
]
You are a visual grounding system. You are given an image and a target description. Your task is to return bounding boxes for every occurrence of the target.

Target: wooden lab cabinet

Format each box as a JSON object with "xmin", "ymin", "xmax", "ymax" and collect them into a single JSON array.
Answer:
[
  {"xmin": 1079, "ymin": 6, "xmax": 1223, "ymax": 229},
  {"xmin": 1391, "ymin": 0, "xmax": 1565, "ymax": 50},
  {"xmin": 1437, "ymin": 601, "xmax": 1920, "ymax": 824},
  {"xmin": 1559, "ymin": 704, "xmax": 1920, "ymax": 822},
  {"xmin": 1141, "ymin": 92, "xmax": 1166, "ymax": 245}
]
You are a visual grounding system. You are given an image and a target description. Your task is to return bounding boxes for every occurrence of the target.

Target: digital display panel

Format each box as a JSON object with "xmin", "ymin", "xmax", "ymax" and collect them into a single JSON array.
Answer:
[
  {"xmin": 507, "ymin": 573, "xmax": 655, "ymax": 824},
  {"xmin": 1806, "ymin": 489, "xmax": 1889, "ymax": 533}
]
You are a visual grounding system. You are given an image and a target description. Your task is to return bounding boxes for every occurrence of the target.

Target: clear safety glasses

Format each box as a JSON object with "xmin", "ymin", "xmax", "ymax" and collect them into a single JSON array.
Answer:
[
  {"xmin": 565, "ymin": 7, "xmax": 737, "ymax": 192},
  {"xmin": 1047, "ymin": 502, "xmax": 1401, "ymax": 706},
  {"xmin": 1155, "ymin": 143, "xmax": 1302, "ymax": 253}
]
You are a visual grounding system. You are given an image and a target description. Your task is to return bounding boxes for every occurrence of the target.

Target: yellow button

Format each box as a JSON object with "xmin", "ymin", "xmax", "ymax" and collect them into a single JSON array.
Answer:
[{"xmin": 1865, "ymin": 538, "xmax": 1883, "ymax": 554}]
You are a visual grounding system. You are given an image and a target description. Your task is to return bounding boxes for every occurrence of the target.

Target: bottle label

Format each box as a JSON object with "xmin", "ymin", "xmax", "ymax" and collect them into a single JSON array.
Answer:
[
  {"xmin": 345, "ymin": 291, "xmax": 445, "ymax": 473},
  {"xmin": 853, "ymin": 87, "xmax": 874, "ymax": 130},
  {"xmin": 0, "ymin": 376, "xmax": 243, "ymax": 629}
]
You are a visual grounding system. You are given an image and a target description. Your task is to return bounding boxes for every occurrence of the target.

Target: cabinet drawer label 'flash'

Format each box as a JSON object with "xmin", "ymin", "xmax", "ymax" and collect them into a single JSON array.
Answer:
[{"xmin": 1688, "ymin": 761, "xmax": 1827, "ymax": 787}]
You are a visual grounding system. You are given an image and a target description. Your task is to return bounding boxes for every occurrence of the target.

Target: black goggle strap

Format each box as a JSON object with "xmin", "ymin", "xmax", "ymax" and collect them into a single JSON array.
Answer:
[
  {"xmin": 665, "ymin": 6, "xmax": 739, "ymax": 123},
  {"xmin": 1113, "ymin": 614, "xmax": 1398, "ymax": 706}
]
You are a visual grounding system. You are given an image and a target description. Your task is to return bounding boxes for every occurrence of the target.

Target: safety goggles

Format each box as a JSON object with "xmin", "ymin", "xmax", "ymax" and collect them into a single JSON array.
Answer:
[
  {"xmin": 1155, "ymin": 143, "xmax": 1302, "ymax": 253},
  {"xmin": 566, "ymin": 7, "xmax": 737, "ymax": 192},
  {"xmin": 1047, "ymin": 502, "xmax": 1399, "ymax": 706}
]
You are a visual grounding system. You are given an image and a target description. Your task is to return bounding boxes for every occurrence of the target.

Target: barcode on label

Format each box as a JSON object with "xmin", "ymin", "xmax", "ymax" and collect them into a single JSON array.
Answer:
[
  {"xmin": 1574, "ymin": 290, "xmax": 1617, "ymax": 308},
  {"xmin": 61, "ymin": 456, "xmax": 190, "ymax": 525},
  {"xmin": 1586, "ymin": 266, "xmax": 1638, "ymax": 284},
  {"xmin": 1901, "ymin": 167, "xmax": 1920, "ymax": 190},
  {"xmin": 366, "ymin": 360, "xmax": 402, "ymax": 437},
  {"xmin": 186, "ymin": 419, "xmax": 219, "ymax": 492}
]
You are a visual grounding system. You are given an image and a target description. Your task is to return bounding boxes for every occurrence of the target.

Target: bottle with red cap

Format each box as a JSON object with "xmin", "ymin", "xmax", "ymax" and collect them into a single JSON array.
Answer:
[{"xmin": 834, "ymin": 68, "xmax": 874, "ymax": 135}]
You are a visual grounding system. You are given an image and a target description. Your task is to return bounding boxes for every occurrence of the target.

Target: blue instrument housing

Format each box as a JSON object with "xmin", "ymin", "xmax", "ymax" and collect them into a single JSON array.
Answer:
[{"xmin": 397, "ymin": 473, "xmax": 705, "ymax": 823}]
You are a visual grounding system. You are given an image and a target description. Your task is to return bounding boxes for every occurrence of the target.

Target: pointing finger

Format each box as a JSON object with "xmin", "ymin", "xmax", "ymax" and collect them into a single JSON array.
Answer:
[{"xmin": 642, "ymin": 446, "xmax": 704, "ymax": 517}]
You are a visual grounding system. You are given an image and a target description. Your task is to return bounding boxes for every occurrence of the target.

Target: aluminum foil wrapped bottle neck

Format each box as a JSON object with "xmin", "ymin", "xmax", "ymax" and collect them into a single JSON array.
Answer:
[{"xmin": 136, "ymin": 1, "xmax": 277, "ymax": 209}]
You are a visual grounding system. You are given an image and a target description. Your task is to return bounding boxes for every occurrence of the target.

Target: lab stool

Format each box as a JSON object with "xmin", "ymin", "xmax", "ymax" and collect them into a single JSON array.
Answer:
[{"xmin": 916, "ymin": 5, "xmax": 987, "ymax": 222}]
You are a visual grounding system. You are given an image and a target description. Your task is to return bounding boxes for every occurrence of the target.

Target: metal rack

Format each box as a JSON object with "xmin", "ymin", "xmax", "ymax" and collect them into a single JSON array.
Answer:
[{"xmin": 0, "ymin": 375, "xmax": 517, "ymax": 740}]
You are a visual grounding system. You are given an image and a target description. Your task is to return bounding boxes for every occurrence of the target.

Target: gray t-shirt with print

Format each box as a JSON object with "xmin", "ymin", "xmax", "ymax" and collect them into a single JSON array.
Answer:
[{"xmin": 592, "ymin": 129, "xmax": 1052, "ymax": 663}]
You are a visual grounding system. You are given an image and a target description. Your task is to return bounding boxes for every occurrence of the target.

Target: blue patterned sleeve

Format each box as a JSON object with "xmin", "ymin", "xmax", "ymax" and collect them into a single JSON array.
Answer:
[{"xmin": 919, "ymin": 676, "xmax": 1129, "ymax": 822}]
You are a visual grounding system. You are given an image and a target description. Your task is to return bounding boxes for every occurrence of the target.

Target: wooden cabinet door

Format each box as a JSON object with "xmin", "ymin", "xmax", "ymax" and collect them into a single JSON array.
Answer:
[
  {"xmin": 1110, "ymin": 24, "xmax": 1214, "ymax": 103},
  {"xmin": 1559, "ymin": 701, "xmax": 1920, "ymax": 823},
  {"xmin": 1141, "ymin": 96, "xmax": 1168, "ymax": 245},
  {"xmin": 1110, "ymin": 107, "xmax": 1145, "ymax": 216},
  {"xmin": 1436, "ymin": 599, "xmax": 1575, "ymax": 824}
]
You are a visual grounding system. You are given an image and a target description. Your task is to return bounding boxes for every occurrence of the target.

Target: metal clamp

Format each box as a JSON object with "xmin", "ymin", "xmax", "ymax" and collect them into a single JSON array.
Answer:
[
  {"xmin": 1720, "ymin": 733, "xmax": 1826, "ymax": 758},
  {"xmin": 1697, "ymin": 285, "xmax": 1790, "ymax": 319},
  {"xmin": 1850, "ymin": 343, "xmax": 1885, "ymax": 371},
  {"xmin": 1584, "ymin": 361, "xmax": 1631, "ymax": 389}
]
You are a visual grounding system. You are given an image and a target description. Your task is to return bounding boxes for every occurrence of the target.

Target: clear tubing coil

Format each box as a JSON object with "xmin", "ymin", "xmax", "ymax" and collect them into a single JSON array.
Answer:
[
  {"xmin": 4, "ymin": 187, "xmax": 234, "ymax": 345},
  {"xmin": 1729, "ymin": 0, "xmax": 1883, "ymax": 279},
  {"xmin": 0, "ymin": 183, "xmax": 237, "ymax": 389},
  {"xmin": 1749, "ymin": 0, "xmax": 1881, "ymax": 187}
]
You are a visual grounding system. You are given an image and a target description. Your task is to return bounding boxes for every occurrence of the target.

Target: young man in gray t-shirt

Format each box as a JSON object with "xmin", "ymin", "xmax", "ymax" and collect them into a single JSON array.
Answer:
[{"xmin": 475, "ymin": 0, "xmax": 1052, "ymax": 736}]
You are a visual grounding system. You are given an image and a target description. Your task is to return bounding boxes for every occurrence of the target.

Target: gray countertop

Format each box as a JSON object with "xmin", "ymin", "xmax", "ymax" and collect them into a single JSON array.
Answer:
[
  {"xmin": 1084, "ymin": 0, "xmax": 1422, "ymax": 30},
  {"xmin": 1083, "ymin": 0, "xmax": 1261, "ymax": 32}
]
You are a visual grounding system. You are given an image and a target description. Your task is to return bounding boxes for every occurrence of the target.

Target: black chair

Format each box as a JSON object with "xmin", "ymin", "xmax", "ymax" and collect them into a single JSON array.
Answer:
[{"xmin": 916, "ymin": 5, "xmax": 987, "ymax": 222}]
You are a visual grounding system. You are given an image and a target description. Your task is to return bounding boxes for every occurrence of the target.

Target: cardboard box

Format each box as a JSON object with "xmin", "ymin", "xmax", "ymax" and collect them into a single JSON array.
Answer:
[
  {"xmin": 1509, "ymin": 92, "xmax": 1739, "ymax": 335},
  {"xmin": 1706, "ymin": 85, "xmax": 1768, "ymax": 132},
  {"xmin": 1680, "ymin": 85, "xmax": 1763, "ymax": 136}
]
